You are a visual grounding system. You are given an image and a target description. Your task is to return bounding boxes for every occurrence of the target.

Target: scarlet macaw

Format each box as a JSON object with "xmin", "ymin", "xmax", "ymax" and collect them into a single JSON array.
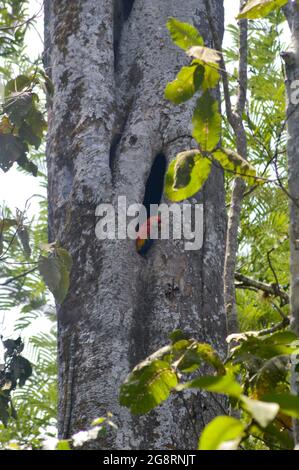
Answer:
[{"xmin": 136, "ymin": 215, "xmax": 161, "ymax": 256}]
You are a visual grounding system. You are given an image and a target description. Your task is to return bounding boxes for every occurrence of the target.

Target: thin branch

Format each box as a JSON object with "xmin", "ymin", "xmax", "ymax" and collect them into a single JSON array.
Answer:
[
  {"xmin": 0, "ymin": 267, "xmax": 37, "ymax": 286},
  {"xmin": 203, "ymin": 0, "xmax": 235, "ymax": 126},
  {"xmin": 0, "ymin": 4, "xmax": 43, "ymax": 32},
  {"xmin": 210, "ymin": 0, "xmax": 248, "ymax": 335},
  {"xmin": 235, "ymin": 272, "xmax": 289, "ymax": 305}
]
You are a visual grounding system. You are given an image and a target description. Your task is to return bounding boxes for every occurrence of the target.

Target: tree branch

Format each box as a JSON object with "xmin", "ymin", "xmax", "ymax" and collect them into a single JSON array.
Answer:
[
  {"xmin": 204, "ymin": 0, "xmax": 248, "ymax": 334},
  {"xmin": 235, "ymin": 272, "xmax": 290, "ymax": 305}
]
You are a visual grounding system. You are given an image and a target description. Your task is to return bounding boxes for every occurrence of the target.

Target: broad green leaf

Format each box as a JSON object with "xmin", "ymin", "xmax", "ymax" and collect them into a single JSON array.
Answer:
[
  {"xmin": 199, "ymin": 416, "xmax": 245, "ymax": 450},
  {"xmin": 55, "ymin": 248, "xmax": 73, "ymax": 303},
  {"xmin": 4, "ymin": 91, "xmax": 33, "ymax": 127},
  {"xmin": 262, "ymin": 393, "xmax": 299, "ymax": 420},
  {"xmin": 119, "ymin": 359, "xmax": 178, "ymax": 414},
  {"xmin": 38, "ymin": 248, "xmax": 72, "ymax": 303},
  {"xmin": 91, "ymin": 417, "xmax": 106, "ymax": 426},
  {"xmin": 25, "ymin": 106, "xmax": 47, "ymax": 143},
  {"xmin": 165, "ymin": 151, "xmax": 211, "ymax": 201},
  {"xmin": 10, "ymin": 355, "xmax": 32, "ymax": 387},
  {"xmin": 202, "ymin": 64, "xmax": 220, "ymax": 90},
  {"xmin": 0, "ymin": 115, "xmax": 13, "ymax": 134},
  {"xmin": 16, "ymin": 152, "xmax": 38, "ymax": 177},
  {"xmin": 176, "ymin": 374, "xmax": 242, "ymax": 398},
  {"xmin": 213, "ymin": 148, "xmax": 259, "ymax": 184},
  {"xmin": 56, "ymin": 440, "xmax": 71, "ymax": 450},
  {"xmin": 192, "ymin": 91, "xmax": 221, "ymax": 151},
  {"xmin": 187, "ymin": 46, "xmax": 221, "ymax": 65},
  {"xmin": 166, "ymin": 17, "xmax": 204, "ymax": 51},
  {"xmin": 237, "ymin": 0, "xmax": 288, "ymax": 19},
  {"xmin": 56, "ymin": 247, "xmax": 73, "ymax": 271},
  {"xmin": 0, "ymin": 218, "xmax": 18, "ymax": 232},
  {"xmin": 264, "ymin": 423, "xmax": 294, "ymax": 449},
  {"xmin": 169, "ymin": 329, "xmax": 189, "ymax": 343},
  {"xmin": 19, "ymin": 121, "xmax": 42, "ymax": 149},
  {"xmin": 175, "ymin": 341, "xmax": 226, "ymax": 374},
  {"xmin": 0, "ymin": 134, "xmax": 26, "ymax": 172},
  {"xmin": 262, "ymin": 331, "xmax": 298, "ymax": 346},
  {"xmin": 165, "ymin": 64, "xmax": 204, "ymax": 104},
  {"xmin": 38, "ymin": 256, "xmax": 61, "ymax": 297},
  {"xmin": 241, "ymin": 396, "xmax": 279, "ymax": 428},
  {"xmin": 5, "ymin": 74, "xmax": 32, "ymax": 96},
  {"xmin": 173, "ymin": 150, "xmax": 201, "ymax": 189},
  {"xmin": 229, "ymin": 331, "xmax": 299, "ymax": 362},
  {"xmin": 252, "ymin": 355, "xmax": 289, "ymax": 399}
]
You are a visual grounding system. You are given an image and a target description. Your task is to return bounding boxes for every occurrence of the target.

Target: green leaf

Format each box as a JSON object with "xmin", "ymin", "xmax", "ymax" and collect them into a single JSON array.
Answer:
[
  {"xmin": 177, "ymin": 374, "xmax": 242, "ymax": 398},
  {"xmin": 119, "ymin": 359, "xmax": 178, "ymax": 414},
  {"xmin": 56, "ymin": 440, "xmax": 71, "ymax": 450},
  {"xmin": 91, "ymin": 417, "xmax": 106, "ymax": 426},
  {"xmin": 10, "ymin": 355, "xmax": 32, "ymax": 386},
  {"xmin": 25, "ymin": 106, "xmax": 47, "ymax": 143},
  {"xmin": 165, "ymin": 64, "xmax": 204, "ymax": 104},
  {"xmin": 0, "ymin": 218, "xmax": 18, "ymax": 232},
  {"xmin": 56, "ymin": 247, "xmax": 73, "ymax": 271},
  {"xmin": 264, "ymin": 423, "xmax": 294, "ymax": 449},
  {"xmin": 0, "ymin": 134, "xmax": 26, "ymax": 172},
  {"xmin": 237, "ymin": 0, "xmax": 288, "ymax": 20},
  {"xmin": 263, "ymin": 331, "xmax": 298, "ymax": 346},
  {"xmin": 200, "ymin": 62, "xmax": 220, "ymax": 90},
  {"xmin": 187, "ymin": 46, "xmax": 221, "ymax": 65},
  {"xmin": 199, "ymin": 416, "xmax": 245, "ymax": 450},
  {"xmin": 17, "ymin": 152, "xmax": 38, "ymax": 176},
  {"xmin": 38, "ymin": 248, "xmax": 72, "ymax": 304},
  {"xmin": 165, "ymin": 151, "xmax": 211, "ymax": 202},
  {"xmin": 262, "ymin": 393, "xmax": 299, "ymax": 420},
  {"xmin": 175, "ymin": 341, "xmax": 226, "ymax": 374},
  {"xmin": 4, "ymin": 74, "xmax": 32, "ymax": 96},
  {"xmin": 19, "ymin": 121, "xmax": 42, "ymax": 149},
  {"xmin": 4, "ymin": 91, "xmax": 33, "ymax": 127},
  {"xmin": 169, "ymin": 329, "xmax": 189, "ymax": 343},
  {"xmin": 0, "ymin": 115, "xmax": 13, "ymax": 134},
  {"xmin": 166, "ymin": 17, "xmax": 204, "ymax": 50},
  {"xmin": 229, "ymin": 331, "xmax": 299, "ymax": 362},
  {"xmin": 192, "ymin": 91, "xmax": 221, "ymax": 151},
  {"xmin": 252, "ymin": 355, "xmax": 289, "ymax": 398},
  {"xmin": 213, "ymin": 148, "xmax": 259, "ymax": 184},
  {"xmin": 241, "ymin": 396, "xmax": 279, "ymax": 428}
]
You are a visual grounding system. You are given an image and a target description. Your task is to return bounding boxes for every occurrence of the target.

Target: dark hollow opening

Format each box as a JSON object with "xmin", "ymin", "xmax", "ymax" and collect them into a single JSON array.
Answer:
[
  {"xmin": 142, "ymin": 153, "xmax": 167, "ymax": 217},
  {"xmin": 123, "ymin": 0, "xmax": 135, "ymax": 20}
]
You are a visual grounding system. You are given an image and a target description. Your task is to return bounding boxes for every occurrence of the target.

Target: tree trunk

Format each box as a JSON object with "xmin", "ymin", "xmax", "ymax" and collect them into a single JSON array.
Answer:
[
  {"xmin": 44, "ymin": 0, "xmax": 227, "ymax": 449},
  {"xmin": 283, "ymin": 1, "xmax": 299, "ymax": 447}
]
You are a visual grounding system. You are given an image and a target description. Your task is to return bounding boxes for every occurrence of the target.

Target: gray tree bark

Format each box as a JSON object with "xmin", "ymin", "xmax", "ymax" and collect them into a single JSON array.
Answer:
[
  {"xmin": 44, "ymin": 0, "xmax": 227, "ymax": 449},
  {"xmin": 283, "ymin": 0, "xmax": 299, "ymax": 447}
]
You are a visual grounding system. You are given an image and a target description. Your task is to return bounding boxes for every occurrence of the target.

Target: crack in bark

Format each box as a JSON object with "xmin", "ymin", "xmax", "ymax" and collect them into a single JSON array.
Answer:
[
  {"xmin": 113, "ymin": 0, "xmax": 136, "ymax": 69},
  {"xmin": 61, "ymin": 331, "xmax": 76, "ymax": 439},
  {"xmin": 109, "ymin": 97, "xmax": 134, "ymax": 176}
]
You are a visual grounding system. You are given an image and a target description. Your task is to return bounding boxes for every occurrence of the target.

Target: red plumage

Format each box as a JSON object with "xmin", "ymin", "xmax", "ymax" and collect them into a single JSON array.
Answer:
[{"xmin": 136, "ymin": 215, "xmax": 161, "ymax": 256}]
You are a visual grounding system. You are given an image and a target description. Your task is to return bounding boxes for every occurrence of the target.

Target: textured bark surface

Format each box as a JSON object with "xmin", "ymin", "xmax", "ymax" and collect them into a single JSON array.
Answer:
[
  {"xmin": 284, "ymin": 1, "xmax": 299, "ymax": 446},
  {"xmin": 44, "ymin": 0, "xmax": 227, "ymax": 449}
]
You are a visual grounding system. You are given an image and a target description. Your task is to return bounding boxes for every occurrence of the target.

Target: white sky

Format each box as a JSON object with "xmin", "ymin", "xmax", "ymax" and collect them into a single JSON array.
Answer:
[{"xmin": 0, "ymin": 0, "xmax": 44, "ymax": 220}]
